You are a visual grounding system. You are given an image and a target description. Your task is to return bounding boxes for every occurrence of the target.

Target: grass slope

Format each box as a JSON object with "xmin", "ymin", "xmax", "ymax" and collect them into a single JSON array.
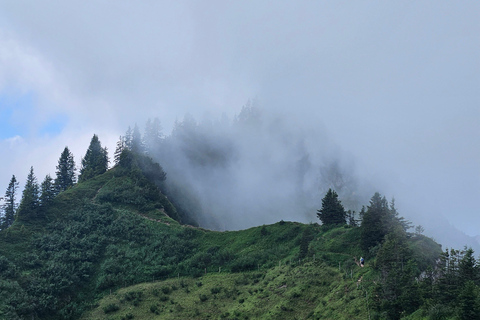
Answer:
[
  {"xmin": 83, "ymin": 261, "xmax": 372, "ymax": 320},
  {"xmin": 0, "ymin": 164, "xmax": 442, "ymax": 319}
]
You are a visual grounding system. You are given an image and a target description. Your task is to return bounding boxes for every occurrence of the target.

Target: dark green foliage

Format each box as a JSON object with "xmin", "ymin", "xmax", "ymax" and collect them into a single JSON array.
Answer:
[
  {"xmin": 459, "ymin": 247, "xmax": 478, "ymax": 285},
  {"xmin": 299, "ymin": 225, "xmax": 315, "ymax": 259},
  {"xmin": 361, "ymin": 193, "xmax": 388, "ymax": 252},
  {"xmin": 347, "ymin": 210, "xmax": 357, "ymax": 227},
  {"xmin": 103, "ymin": 303, "xmax": 119, "ymax": 314},
  {"xmin": 17, "ymin": 166, "xmax": 40, "ymax": 219},
  {"xmin": 1, "ymin": 175, "xmax": 19, "ymax": 230},
  {"xmin": 458, "ymin": 280, "xmax": 480, "ymax": 320},
  {"xmin": 211, "ymin": 286, "xmax": 222, "ymax": 294},
  {"xmin": 317, "ymin": 188, "xmax": 346, "ymax": 226},
  {"xmin": 150, "ymin": 304, "xmax": 159, "ymax": 314},
  {"xmin": 360, "ymin": 193, "xmax": 412, "ymax": 253},
  {"xmin": 373, "ymin": 229, "xmax": 420, "ymax": 319},
  {"xmin": 260, "ymin": 225, "xmax": 268, "ymax": 236},
  {"xmin": 54, "ymin": 146, "xmax": 76, "ymax": 193},
  {"xmin": 79, "ymin": 134, "xmax": 109, "ymax": 182},
  {"xmin": 39, "ymin": 174, "xmax": 55, "ymax": 209}
]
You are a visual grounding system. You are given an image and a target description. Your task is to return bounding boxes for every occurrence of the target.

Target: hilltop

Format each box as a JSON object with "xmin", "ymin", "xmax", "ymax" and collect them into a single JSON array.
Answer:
[{"xmin": 0, "ymin": 137, "xmax": 477, "ymax": 319}]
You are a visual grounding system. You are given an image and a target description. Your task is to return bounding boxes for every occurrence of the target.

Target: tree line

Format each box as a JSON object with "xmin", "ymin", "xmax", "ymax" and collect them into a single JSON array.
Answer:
[
  {"xmin": 0, "ymin": 134, "xmax": 109, "ymax": 229},
  {"xmin": 317, "ymin": 188, "xmax": 480, "ymax": 319}
]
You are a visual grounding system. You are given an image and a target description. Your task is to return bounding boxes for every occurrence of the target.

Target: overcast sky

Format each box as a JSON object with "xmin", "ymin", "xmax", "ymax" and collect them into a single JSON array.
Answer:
[{"xmin": 0, "ymin": 1, "xmax": 478, "ymax": 240}]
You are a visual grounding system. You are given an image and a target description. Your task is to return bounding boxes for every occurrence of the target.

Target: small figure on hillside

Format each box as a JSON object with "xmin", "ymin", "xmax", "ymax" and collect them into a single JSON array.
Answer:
[{"xmin": 360, "ymin": 257, "xmax": 365, "ymax": 267}]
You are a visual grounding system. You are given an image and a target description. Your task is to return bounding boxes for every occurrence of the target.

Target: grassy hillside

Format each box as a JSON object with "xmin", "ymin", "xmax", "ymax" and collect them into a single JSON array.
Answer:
[
  {"xmin": 82, "ymin": 261, "xmax": 372, "ymax": 320},
  {"xmin": 0, "ymin": 162, "xmax": 444, "ymax": 319}
]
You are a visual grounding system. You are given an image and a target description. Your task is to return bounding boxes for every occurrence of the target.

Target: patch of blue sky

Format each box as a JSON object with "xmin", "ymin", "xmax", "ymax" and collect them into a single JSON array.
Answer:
[
  {"xmin": 0, "ymin": 91, "xmax": 68, "ymax": 139},
  {"xmin": 39, "ymin": 114, "xmax": 68, "ymax": 137},
  {"xmin": 0, "ymin": 92, "xmax": 34, "ymax": 140}
]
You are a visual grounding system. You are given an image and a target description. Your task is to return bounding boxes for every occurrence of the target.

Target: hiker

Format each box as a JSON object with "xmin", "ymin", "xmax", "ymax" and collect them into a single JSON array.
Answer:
[{"xmin": 360, "ymin": 257, "xmax": 364, "ymax": 267}]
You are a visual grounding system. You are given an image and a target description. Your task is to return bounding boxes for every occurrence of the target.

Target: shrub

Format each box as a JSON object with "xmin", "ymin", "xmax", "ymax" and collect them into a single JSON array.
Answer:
[
  {"xmin": 150, "ymin": 304, "xmax": 159, "ymax": 314},
  {"xmin": 211, "ymin": 286, "xmax": 222, "ymax": 294},
  {"xmin": 159, "ymin": 295, "xmax": 168, "ymax": 302},
  {"xmin": 161, "ymin": 286, "xmax": 171, "ymax": 294},
  {"xmin": 103, "ymin": 303, "xmax": 119, "ymax": 314}
]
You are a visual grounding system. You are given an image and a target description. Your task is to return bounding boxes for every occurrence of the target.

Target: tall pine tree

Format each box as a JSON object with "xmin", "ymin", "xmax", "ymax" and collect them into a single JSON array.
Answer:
[
  {"xmin": 40, "ymin": 174, "xmax": 55, "ymax": 209},
  {"xmin": 17, "ymin": 167, "xmax": 40, "ymax": 219},
  {"xmin": 360, "ymin": 192, "xmax": 389, "ymax": 252},
  {"xmin": 317, "ymin": 188, "xmax": 346, "ymax": 226},
  {"xmin": 54, "ymin": 146, "xmax": 76, "ymax": 193},
  {"xmin": 143, "ymin": 117, "xmax": 163, "ymax": 155},
  {"xmin": 114, "ymin": 135, "xmax": 126, "ymax": 165},
  {"xmin": 1, "ymin": 175, "xmax": 19, "ymax": 229},
  {"xmin": 131, "ymin": 124, "xmax": 144, "ymax": 154},
  {"xmin": 78, "ymin": 135, "xmax": 109, "ymax": 182}
]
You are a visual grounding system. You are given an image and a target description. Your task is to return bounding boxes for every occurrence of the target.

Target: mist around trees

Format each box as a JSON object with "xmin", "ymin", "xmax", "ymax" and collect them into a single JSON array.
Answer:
[
  {"xmin": 0, "ymin": 103, "xmax": 479, "ymax": 320},
  {"xmin": 112, "ymin": 103, "xmax": 371, "ymax": 230}
]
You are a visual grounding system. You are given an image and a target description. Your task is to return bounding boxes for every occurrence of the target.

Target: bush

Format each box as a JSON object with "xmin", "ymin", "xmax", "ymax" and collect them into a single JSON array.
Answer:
[
  {"xmin": 103, "ymin": 303, "xmax": 119, "ymax": 314},
  {"xmin": 121, "ymin": 313, "xmax": 134, "ymax": 320},
  {"xmin": 161, "ymin": 286, "xmax": 171, "ymax": 294},
  {"xmin": 211, "ymin": 286, "xmax": 222, "ymax": 294},
  {"xmin": 150, "ymin": 304, "xmax": 159, "ymax": 314}
]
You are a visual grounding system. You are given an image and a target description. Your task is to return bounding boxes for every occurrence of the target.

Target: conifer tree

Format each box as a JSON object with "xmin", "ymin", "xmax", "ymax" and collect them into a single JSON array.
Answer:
[
  {"xmin": 317, "ymin": 188, "xmax": 346, "ymax": 226},
  {"xmin": 17, "ymin": 167, "xmax": 40, "ymax": 218},
  {"xmin": 458, "ymin": 280, "xmax": 480, "ymax": 320},
  {"xmin": 347, "ymin": 210, "xmax": 357, "ymax": 227},
  {"xmin": 79, "ymin": 135, "xmax": 109, "ymax": 182},
  {"xmin": 144, "ymin": 117, "xmax": 163, "ymax": 155},
  {"xmin": 131, "ymin": 124, "xmax": 144, "ymax": 154},
  {"xmin": 1, "ymin": 175, "xmax": 19, "ymax": 229},
  {"xmin": 360, "ymin": 192, "xmax": 389, "ymax": 251},
  {"xmin": 358, "ymin": 205, "xmax": 366, "ymax": 223},
  {"xmin": 388, "ymin": 198, "xmax": 412, "ymax": 232},
  {"xmin": 114, "ymin": 135, "xmax": 125, "ymax": 165},
  {"xmin": 124, "ymin": 126, "xmax": 133, "ymax": 150},
  {"xmin": 54, "ymin": 146, "xmax": 76, "ymax": 193},
  {"xmin": 459, "ymin": 248, "xmax": 477, "ymax": 285},
  {"xmin": 40, "ymin": 174, "xmax": 55, "ymax": 209}
]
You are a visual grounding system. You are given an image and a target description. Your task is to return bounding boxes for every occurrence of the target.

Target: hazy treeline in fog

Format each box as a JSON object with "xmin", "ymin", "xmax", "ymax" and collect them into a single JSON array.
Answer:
[{"xmin": 117, "ymin": 102, "xmax": 374, "ymax": 230}]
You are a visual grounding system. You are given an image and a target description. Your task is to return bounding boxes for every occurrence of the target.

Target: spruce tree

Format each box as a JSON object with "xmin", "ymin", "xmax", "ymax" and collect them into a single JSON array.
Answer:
[
  {"xmin": 79, "ymin": 135, "xmax": 109, "ymax": 182},
  {"xmin": 360, "ymin": 192, "xmax": 389, "ymax": 251},
  {"xmin": 40, "ymin": 174, "xmax": 55, "ymax": 209},
  {"xmin": 1, "ymin": 175, "xmax": 19, "ymax": 229},
  {"xmin": 54, "ymin": 146, "xmax": 76, "ymax": 193},
  {"xmin": 144, "ymin": 117, "xmax": 163, "ymax": 155},
  {"xmin": 317, "ymin": 188, "xmax": 346, "ymax": 226},
  {"xmin": 131, "ymin": 124, "xmax": 144, "ymax": 154},
  {"xmin": 17, "ymin": 167, "xmax": 40, "ymax": 218},
  {"xmin": 459, "ymin": 247, "xmax": 477, "ymax": 285},
  {"xmin": 114, "ymin": 135, "xmax": 125, "ymax": 165},
  {"xmin": 124, "ymin": 126, "xmax": 133, "ymax": 150},
  {"xmin": 347, "ymin": 210, "xmax": 357, "ymax": 227},
  {"xmin": 458, "ymin": 280, "xmax": 480, "ymax": 320}
]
